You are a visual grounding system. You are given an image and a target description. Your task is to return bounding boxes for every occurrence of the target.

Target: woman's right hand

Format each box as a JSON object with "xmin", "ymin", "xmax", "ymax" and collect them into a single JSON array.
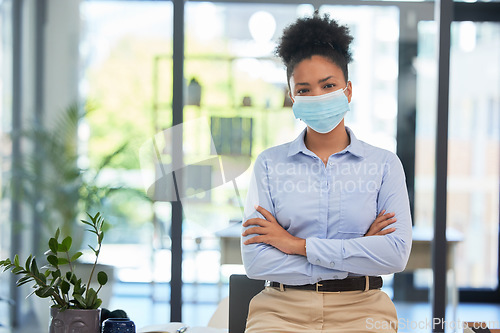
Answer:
[{"xmin": 364, "ymin": 210, "xmax": 397, "ymax": 236}]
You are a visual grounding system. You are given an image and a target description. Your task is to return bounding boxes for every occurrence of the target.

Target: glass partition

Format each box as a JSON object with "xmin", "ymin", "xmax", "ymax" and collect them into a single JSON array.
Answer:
[
  {"xmin": 80, "ymin": 0, "xmax": 173, "ymax": 327},
  {"xmin": 0, "ymin": 0, "xmax": 12, "ymax": 328},
  {"xmin": 447, "ymin": 22, "xmax": 499, "ymax": 290},
  {"xmin": 413, "ymin": 19, "xmax": 438, "ymax": 291},
  {"xmin": 414, "ymin": 21, "xmax": 500, "ymax": 291}
]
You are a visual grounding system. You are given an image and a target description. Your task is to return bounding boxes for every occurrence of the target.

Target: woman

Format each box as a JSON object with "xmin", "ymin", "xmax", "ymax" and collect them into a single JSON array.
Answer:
[{"xmin": 241, "ymin": 13, "xmax": 412, "ymax": 333}]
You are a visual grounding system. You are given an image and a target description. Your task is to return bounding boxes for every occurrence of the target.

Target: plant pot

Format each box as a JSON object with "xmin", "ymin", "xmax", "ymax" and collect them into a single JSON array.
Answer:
[
  {"xmin": 49, "ymin": 307, "xmax": 101, "ymax": 333},
  {"xmin": 34, "ymin": 263, "xmax": 115, "ymax": 331}
]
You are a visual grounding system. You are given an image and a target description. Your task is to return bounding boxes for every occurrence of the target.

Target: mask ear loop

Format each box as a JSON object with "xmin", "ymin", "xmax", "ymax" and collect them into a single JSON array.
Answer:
[{"xmin": 340, "ymin": 84, "xmax": 349, "ymax": 97}]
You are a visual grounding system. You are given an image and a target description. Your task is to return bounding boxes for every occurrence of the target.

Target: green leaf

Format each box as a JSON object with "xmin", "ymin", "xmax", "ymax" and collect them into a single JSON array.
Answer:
[
  {"xmin": 57, "ymin": 258, "xmax": 69, "ymax": 265},
  {"xmin": 55, "ymin": 228, "xmax": 60, "ymax": 240},
  {"xmin": 85, "ymin": 288, "xmax": 97, "ymax": 307},
  {"xmin": 73, "ymin": 294, "xmax": 86, "ymax": 308},
  {"xmin": 57, "ymin": 243, "xmax": 68, "ymax": 253},
  {"xmin": 73, "ymin": 279, "xmax": 83, "ymax": 292},
  {"xmin": 61, "ymin": 280, "xmax": 70, "ymax": 294},
  {"xmin": 48, "ymin": 238, "xmax": 58, "ymax": 253},
  {"xmin": 12, "ymin": 267, "xmax": 23, "ymax": 274},
  {"xmin": 70, "ymin": 252, "xmax": 83, "ymax": 262},
  {"xmin": 13, "ymin": 254, "xmax": 19, "ymax": 266},
  {"xmin": 38, "ymin": 271, "xmax": 47, "ymax": 285},
  {"xmin": 30, "ymin": 258, "xmax": 39, "ymax": 276},
  {"xmin": 2, "ymin": 265, "xmax": 13, "ymax": 272},
  {"xmin": 67, "ymin": 272, "xmax": 78, "ymax": 285},
  {"xmin": 53, "ymin": 270, "xmax": 61, "ymax": 279},
  {"xmin": 35, "ymin": 288, "xmax": 48, "ymax": 298},
  {"xmin": 47, "ymin": 255, "xmax": 58, "ymax": 266},
  {"xmin": 25, "ymin": 255, "xmax": 32, "ymax": 270},
  {"xmin": 61, "ymin": 236, "xmax": 72, "ymax": 252},
  {"xmin": 17, "ymin": 279, "xmax": 33, "ymax": 287},
  {"xmin": 93, "ymin": 299, "xmax": 102, "ymax": 309},
  {"xmin": 42, "ymin": 287, "xmax": 55, "ymax": 298},
  {"xmin": 16, "ymin": 276, "xmax": 33, "ymax": 287},
  {"xmin": 97, "ymin": 271, "xmax": 108, "ymax": 286},
  {"xmin": 80, "ymin": 220, "xmax": 93, "ymax": 227},
  {"xmin": 51, "ymin": 276, "xmax": 62, "ymax": 287},
  {"xmin": 35, "ymin": 287, "xmax": 53, "ymax": 298}
]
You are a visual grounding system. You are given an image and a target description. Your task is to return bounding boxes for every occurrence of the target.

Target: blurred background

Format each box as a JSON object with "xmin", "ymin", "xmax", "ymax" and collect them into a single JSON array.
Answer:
[{"xmin": 0, "ymin": 0, "xmax": 499, "ymax": 332}]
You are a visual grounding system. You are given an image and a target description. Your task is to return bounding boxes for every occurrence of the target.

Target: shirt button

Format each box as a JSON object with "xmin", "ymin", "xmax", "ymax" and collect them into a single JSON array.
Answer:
[
  {"xmin": 315, "ymin": 259, "xmax": 321, "ymax": 265},
  {"xmin": 318, "ymin": 277, "xmax": 323, "ymax": 282},
  {"xmin": 330, "ymin": 261, "xmax": 335, "ymax": 268},
  {"xmin": 333, "ymin": 275, "xmax": 338, "ymax": 279},
  {"xmin": 328, "ymin": 161, "xmax": 334, "ymax": 166}
]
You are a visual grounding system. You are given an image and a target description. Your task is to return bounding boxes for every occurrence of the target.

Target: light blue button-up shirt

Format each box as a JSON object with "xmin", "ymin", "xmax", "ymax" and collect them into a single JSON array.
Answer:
[{"xmin": 242, "ymin": 127, "xmax": 412, "ymax": 285}]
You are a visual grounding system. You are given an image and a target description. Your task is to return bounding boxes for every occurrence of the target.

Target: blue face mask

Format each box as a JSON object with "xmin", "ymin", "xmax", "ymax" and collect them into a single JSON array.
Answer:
[{"xmin": 292, "ymin": 86, "xmax": 350, "ymax": 134}]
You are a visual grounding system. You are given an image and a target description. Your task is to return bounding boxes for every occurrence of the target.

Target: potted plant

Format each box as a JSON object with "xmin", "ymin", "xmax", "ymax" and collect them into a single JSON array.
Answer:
[
  {"xmin": 0, "ymin": 212, "xmax": 108, "ymax": 332},
  {"xmin": 17, "ymin": 103, "xmax": 131, "ymax": 255}
]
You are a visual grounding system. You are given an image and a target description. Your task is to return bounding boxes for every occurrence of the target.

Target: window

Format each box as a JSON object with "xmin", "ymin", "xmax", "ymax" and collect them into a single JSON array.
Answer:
[{"xmin": 414, "ymin": 21, "xmax": 500, "ymax": 290}]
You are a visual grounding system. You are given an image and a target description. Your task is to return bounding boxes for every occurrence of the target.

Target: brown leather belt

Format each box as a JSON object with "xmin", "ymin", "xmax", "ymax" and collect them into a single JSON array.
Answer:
[{"xmin": 266, "ymin": 276, "xmax": 382, "ymax": 292}]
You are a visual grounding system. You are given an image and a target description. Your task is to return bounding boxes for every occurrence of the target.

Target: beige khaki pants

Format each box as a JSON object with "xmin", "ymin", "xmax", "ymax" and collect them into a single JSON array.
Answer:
[{"xmin": 245, "ymin": 286, "xmax": 398, "ymax": 333}]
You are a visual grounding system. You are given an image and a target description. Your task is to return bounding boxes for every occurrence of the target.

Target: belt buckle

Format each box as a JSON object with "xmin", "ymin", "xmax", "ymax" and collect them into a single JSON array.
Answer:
[{"xmin": 315, "ymin": 282, "xmax": 340, "ymax": 293}]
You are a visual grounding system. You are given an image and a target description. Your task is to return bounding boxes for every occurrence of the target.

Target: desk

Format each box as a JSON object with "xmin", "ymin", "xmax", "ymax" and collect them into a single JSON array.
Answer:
[
  {"xmin": 138, "ymin": 323, "xmax": 227, "ymax": 332},
  {"xmin": 405, "ymin": 227, "xmax": 463, "ymax": 272}
]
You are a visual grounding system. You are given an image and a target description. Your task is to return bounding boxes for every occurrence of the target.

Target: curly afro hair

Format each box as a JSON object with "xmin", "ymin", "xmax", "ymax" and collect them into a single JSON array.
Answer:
[{"xmin": 276, "ymin": 12, "xmax": 353, "ymax": 87}]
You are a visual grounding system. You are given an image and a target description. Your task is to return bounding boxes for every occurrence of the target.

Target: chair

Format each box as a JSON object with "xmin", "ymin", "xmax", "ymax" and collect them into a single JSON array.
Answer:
[{"xmin": 228, "ymin": 274, "xmax": 265, "ymax": 333}]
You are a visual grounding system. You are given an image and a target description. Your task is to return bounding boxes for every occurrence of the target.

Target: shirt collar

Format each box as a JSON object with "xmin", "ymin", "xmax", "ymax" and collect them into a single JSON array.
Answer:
[{"xmin": 287, "ymin": 126, "xmax": 365, "ymax": 159}]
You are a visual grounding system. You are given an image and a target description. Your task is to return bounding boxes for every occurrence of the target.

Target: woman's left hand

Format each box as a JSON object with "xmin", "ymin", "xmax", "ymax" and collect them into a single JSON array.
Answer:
[
  {"xmin": 242, "ymin": 205, "xmax": 306, "ymax": 256},
  {"xmin": 364, "ymin": 210, "xmax": 397, "ymax": 236}
]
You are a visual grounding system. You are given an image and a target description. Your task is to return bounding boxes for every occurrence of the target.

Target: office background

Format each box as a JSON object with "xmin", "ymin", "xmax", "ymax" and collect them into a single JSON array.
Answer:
[{"xmin": 0, "ymin": 0, "xmax": 499, "ymax": 332}]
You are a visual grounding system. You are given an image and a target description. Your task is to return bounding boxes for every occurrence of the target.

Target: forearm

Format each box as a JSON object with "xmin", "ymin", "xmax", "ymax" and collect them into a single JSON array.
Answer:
[
  {"xmin": 241, "ymin": 242, "xmax": 313, "ymax": 284},
  {"xmin": 306, "ymin": 230, "xmax": 412, "ymax": 275}
]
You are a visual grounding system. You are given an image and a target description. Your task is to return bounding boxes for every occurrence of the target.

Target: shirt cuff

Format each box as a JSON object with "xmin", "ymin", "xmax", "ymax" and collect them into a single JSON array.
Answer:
[{"xmin": 306, "ymin": 237, "xmax": 344, "ymax": 271}]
